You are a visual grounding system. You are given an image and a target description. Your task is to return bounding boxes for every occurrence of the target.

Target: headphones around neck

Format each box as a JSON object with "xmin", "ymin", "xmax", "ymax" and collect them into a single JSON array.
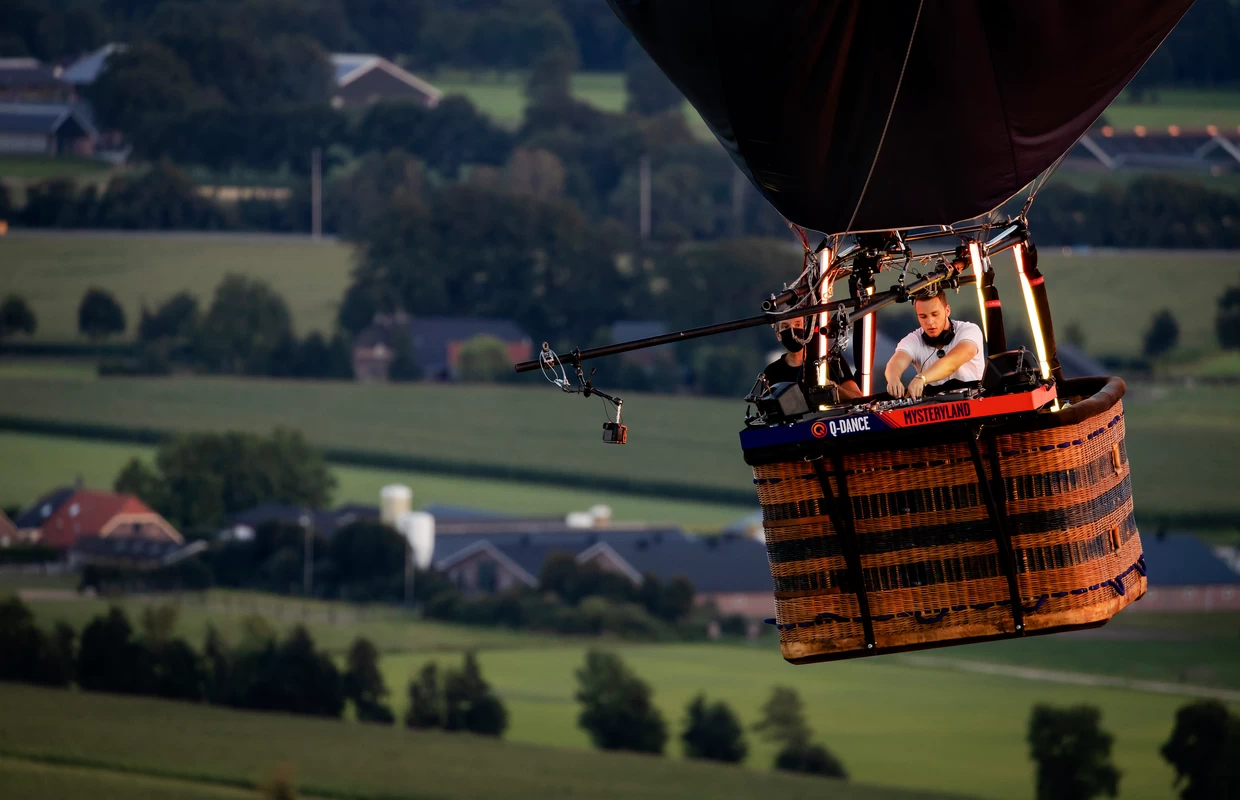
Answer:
[{"xmin": 920, "ymin": 318, "xmax": 956, "ymax": 350}]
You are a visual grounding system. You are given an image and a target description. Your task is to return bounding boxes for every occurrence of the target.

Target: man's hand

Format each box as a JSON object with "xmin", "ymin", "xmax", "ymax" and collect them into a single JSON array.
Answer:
[
  {"xmin": 907, "ymin": 374, "xmax": 927, "ymax": 399},
  {"xmin": 887, "ymin": 378, "xmax": 905, "ymax": 398}
]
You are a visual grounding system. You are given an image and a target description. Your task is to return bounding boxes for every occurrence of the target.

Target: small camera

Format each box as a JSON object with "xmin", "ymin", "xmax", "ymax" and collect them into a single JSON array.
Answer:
[{"xmin": 602, "ymin": 421, "xmax": 628, "ymax": 444}]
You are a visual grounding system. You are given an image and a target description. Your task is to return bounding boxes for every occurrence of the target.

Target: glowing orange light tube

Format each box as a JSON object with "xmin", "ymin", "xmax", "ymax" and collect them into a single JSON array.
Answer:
[
  {"xmin": 1014, "ymin": 243, "xmax": 1051, "ymax": 381},
  {"xmin": 968, "ymin": 242, "xmax": 989, "ymax": 340},
  {"xmin": 816, "ymin": 248, "xmax": 832, "ymax": 387}
]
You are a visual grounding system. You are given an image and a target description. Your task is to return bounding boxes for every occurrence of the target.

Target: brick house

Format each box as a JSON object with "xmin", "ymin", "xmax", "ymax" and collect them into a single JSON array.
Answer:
[{"xmin": 12, "ymin": 486, "xmax": 181, "ymax": 550}]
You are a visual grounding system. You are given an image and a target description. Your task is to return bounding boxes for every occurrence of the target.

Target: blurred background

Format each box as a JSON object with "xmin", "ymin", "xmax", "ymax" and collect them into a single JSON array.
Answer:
[{"xmin": 0, "ymin": 1, "xmax": 1238, "ymax": 799}]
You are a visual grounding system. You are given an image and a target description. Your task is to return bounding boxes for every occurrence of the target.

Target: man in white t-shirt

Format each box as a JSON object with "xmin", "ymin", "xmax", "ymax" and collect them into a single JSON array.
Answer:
[{"xmin": 884, "ymin": 289, "xmax": 986, "ymax": 399}]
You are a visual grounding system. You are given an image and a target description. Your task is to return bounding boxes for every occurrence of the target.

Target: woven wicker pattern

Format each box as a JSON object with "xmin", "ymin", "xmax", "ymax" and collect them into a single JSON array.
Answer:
[{"xmin": 750, "ymin": 399, "xmax": 1145, "ymax": 664}]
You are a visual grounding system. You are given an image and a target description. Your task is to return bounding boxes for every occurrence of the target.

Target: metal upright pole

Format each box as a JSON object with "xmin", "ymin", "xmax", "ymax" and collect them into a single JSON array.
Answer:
[
  {"xmin": 311, "ymin": 147, "xmax": 322, "ymax": 240},
  {"xmin": 301, "ymin": 513, "xmax": 314, "ymax": 597}
]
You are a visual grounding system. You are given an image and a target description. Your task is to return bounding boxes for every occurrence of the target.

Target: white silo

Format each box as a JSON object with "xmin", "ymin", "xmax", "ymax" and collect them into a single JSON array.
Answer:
[
  {"xmin": 397, "ymin": 511, "xmax": 436, "ymax": 570},
  {"xmin": 589, "ymin": 504, "xmax": 612, "ymax": 527},
  {"xmin": 380, "ymin": 484, "xmax": 412, "ymax": 525}
]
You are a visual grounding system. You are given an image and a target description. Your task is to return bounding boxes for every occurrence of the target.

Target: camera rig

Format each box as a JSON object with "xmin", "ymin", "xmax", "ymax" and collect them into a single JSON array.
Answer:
[{"xmin": 538, "ymin": 343, "xmax": 627, "ymax": 445}]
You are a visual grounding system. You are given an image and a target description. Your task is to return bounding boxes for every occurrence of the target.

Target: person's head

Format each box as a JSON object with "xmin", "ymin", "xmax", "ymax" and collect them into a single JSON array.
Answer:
[
  {"xmin": 773, "ymin": 316, "xmax": 808, "ymax": 352},
  {"xmin": 912, "ymin": 291, "xmax": 951, "ymax": 339}
]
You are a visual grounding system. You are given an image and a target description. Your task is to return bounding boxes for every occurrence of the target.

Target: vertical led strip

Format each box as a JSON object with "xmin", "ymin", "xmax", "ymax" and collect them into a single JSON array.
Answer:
[
  {"xmin": 815, "ymin": 248, "xmax": 833, "ymax": 387},
  {"xmin": 860, "ymin": 285, "xmax": 875, "ymax": 396},
  {"xmin": 1014, "ymin": 243, "xmax": 1051, "ymax": 381},
  {"xmin": 968, "ymin": 241, "xmax": 989, "ymax": 340}
]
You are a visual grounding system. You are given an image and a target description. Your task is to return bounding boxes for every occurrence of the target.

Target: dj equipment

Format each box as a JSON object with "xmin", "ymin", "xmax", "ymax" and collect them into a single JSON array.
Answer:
[{"xmin": 741, "ymin": 383, "xmax": 1057, "ymax": 450}]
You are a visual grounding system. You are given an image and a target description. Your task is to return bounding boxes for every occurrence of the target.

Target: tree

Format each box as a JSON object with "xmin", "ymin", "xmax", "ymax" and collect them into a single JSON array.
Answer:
[
  {"xmin": 343, "ymin": 637, "xmax": 394, "ymax": 724},
  {"xmin": 624, "ymin": 40, "xmax": 683, "ymax": 116},
  {"xmin": 1143, "ymin": 308, "xmax": 1180, "ymax": 358},
  {"xmin": 575, "ymin": 649, "xmax": 666, "ymax": 754},
  {"xmin": 330, "ymin": 521, "xmax": 406, "ymax": 587},
  {"xmin": 682, "ymin": 693, "xmax": 747, "ymax": 763},
  {"xmin": 1028, "ymin": 704, "xmax": 1121, "ymax": 800},
  {"xmin": 405, "ymin": 662, "xmax": 444, "ymax": 729},
  {"xmin": 77, "ymin": 606, "xmax": 156, "ymax": 695},
  {"xmin": 456, "ymin": 334, "xmax": 513, "ymax": 383},
  {"xmin": 753, "ymin": 686, "xmax": 812, "ymax": 751},
  {"xmin": 442, "ymin": 651, "xmax": 508, "ymax": 737},
  {"xmin": 1161, "ymin": 700, "xmax": 1240, "ymax": 800},
  {"xmin": 140, "ymin": 429, "xmax": 336, "ymax": 528},
  {"xmin": 197, "ymin": 274, "xmax": 296, "ymax": 375},
  {"xmin": 525, "ymin": 47, "xmax": 578, "ymax": 106},
  {"xmin": 114, "ymin": 457, "xmax": 166, "ymax": 510},
  {"xmin": 0, "ymin": 596, "xmax": 73, "ymax": 687},
  {"xmin": 138, "ymin": 291, "xmax": 199, "ymax": 345},
  {"xmin": 1217, "ymin": 286, "xmax": 1240, "ymax": 350},
  {"xmin": 78, "ymin": 287, "xmax": 126, "ymax": 343},
  {"xmin": 0, "ymin": 294, "xmax": 36, "ymax": 341},
  {"xmin": 753, "ymin": 685, "xmax": 847, "ymax": 778},
  {"xmin": 225, "ymin": 625, "xmax": 344, "ymax": 718}
]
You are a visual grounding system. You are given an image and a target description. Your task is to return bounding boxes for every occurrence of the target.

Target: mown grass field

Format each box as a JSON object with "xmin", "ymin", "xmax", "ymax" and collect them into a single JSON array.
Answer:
[
  {"xmin": 3, "ymin": 232, "xmax": 1237, "ymax": 363},
  {"xmin": 8, "ymin": 586, "xmax": 1238, "ymax": 799},
  {"xmin": 0, "ymin": 683, "xmax": 955, "ymax": 800},
  {"xmin": 0, "ymin": 756, "xmax": 258, "ymax": 800},
  {"xmin": 0, "ymin": 374, "xmax": 1237, "ymax": 523},
  {"xmin": 1105, "ymin": 88, "xmax": 1240, "ymax": 132},
  {"xmin": 0, "ymin": 232, "xmax": 354, "ymax": 342},
  {"xmin": 383, "ymin": 642, "xmax": 1207, "ymax": 800},
  {"xmin": 12, "ymin": 589, "xmax": 558, "ymax": 656},
  {"xmin": 0, "ymin": 431, "xmax": 746, "ymax": 527}
]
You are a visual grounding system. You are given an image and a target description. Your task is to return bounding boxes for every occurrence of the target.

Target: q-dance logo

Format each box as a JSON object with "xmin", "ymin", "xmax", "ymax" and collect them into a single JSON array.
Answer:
[{"xmin": 810, "ymin": 421, "xmax": 828, "ymax": 438}]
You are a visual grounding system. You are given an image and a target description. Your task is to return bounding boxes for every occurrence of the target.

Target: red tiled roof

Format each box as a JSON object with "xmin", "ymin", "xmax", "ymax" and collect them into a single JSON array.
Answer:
[{"xmin": 37, "ymin": 490, "xmax": 169, "ymax": 549}]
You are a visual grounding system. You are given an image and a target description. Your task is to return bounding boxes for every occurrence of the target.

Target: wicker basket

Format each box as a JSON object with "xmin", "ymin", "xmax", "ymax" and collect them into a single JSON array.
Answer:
[{"xmin": 743, "ymin": 377, "xmax": 1145, "ymax": 664}]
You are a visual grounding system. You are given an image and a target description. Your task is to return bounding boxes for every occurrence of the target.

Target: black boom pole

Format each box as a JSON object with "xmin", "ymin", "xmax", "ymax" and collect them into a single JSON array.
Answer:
[{"xmin": 514, "ymin": 260, "xmax": 972, "ymax": 374}]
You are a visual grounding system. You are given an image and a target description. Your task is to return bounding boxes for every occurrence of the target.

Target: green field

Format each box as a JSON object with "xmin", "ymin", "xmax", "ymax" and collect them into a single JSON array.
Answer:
[
  {"xmin": 0, "ymin": 155, "xmax": 114, "ymax": 181},
  {"xmin": 1105, "ymin": 88, "xmax": 1240, "ymax": 132},
  {"xmin": 0, "ymin": 684, "xmax": 954, "ymax": 800},
  {"xmin": 0, "ymin": 373, "xmax": 1237, "ymax": 522},
  {"xmin": 7, "ymin": 586, "xmax": 1238, "ymax": 799},
  {"xmin": 13, "ymin": 589, "xmax": 558, "ymax": 656},
  {"xmin": 4, "ymin": 232, "xmax": 1238, "ymax": 364},
  {"xmin": 430, "ymin": 69, "xmax": 629, "ymax": 126},
  {"xmin": 0, "ymin": 756, "xmax": 258, "ymax": 800},
  {"xmin": 0, "ymin": 431, "xmax": 746, "ymax": 527},
  {"xmin": 0, "ymin": 233, "xmax": 354, "ymax": 342}
]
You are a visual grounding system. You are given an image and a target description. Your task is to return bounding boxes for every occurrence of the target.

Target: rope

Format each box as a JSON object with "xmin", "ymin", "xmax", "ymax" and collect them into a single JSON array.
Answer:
[{"xmin": 841, "ymin": 0, "xmax": 925, "ymax": 236}]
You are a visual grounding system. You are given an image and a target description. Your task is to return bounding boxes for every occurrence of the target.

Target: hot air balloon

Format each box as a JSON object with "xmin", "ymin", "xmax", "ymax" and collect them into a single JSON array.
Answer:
[{"xmin": 517, "ymin": 0, "xmax": 1194, "ymax": 663}]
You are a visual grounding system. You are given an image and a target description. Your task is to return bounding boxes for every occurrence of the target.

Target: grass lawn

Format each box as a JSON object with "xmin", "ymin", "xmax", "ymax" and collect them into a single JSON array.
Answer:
[
  {"xmin": 3, "ymin": 231, "xmax": 1237, "ymax": 363},
  {"xmin": 13, "ymin": 589, "xmax": 556, "ymax": 657},
  {"xmin": 430, "ymin": 70, "xmax": 629, "ymax": 127},
  {"xmin": 1105, "ymin": 88, "xmax": 1240, "ymax": 132},
  {"xmin": 0, "ymin": 431, "xmax": 748, "ymax": 527},
  {"xmin": 0, "ymin": 374, "xmax": 1237, "ymax": 522},
  {"xmin": 0, "ymin": 755, "xmax": 260, "ymax": 800},
  {"xmin": 0, "ymin": 232, "xmax": 355, "ymax": 342},
  {"xmin": 0, "ymin": 155, "xmax": 114, "ymax": 181},
  {"xmin": 377, "ymin": 640, "xmax": 1206, "ymax": 800},
  {"xmin": 0, "ymin": 683, "xmax": 952, "ymax": 800}
]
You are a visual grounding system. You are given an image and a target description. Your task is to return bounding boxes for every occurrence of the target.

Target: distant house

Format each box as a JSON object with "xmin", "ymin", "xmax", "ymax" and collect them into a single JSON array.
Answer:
[
  {"xmin": 69, "ymin": 535, "xmax": 207, "ymax": 570},
  {"xmin": 0, "ymin": 102, "xmax": 97, "ymax": 156},
  {"xmin": 1137, "ymin": 533, "xmax": 1240, "ymax": 611},
  {"xmin": 222, "ymin": 502, "xmax": 380, "ymax": 540},
  {"xmin": 0, "ymin": 509, "xmax": 17, "ymax": 546},
  {"xmin": 330, "ymin": 54, "xmax": 441, "ymax": 109},
  {"xmin": 12, "ymin": 487, "xmax": 181, "ymax": 550},
  {"xmin": 352, "ymin": 312, "xmax": 533, "ymax": 382},
  {"xmin": 0, "ymin": 58, "xmax": 72, "ymax": 103},
  {"xmin": 61, "ymin": 44, "xmax": 125, "ymax": 88},
  {"xmin": 432, "ymin": 526, "xmax": 776, "ymax": 618}
]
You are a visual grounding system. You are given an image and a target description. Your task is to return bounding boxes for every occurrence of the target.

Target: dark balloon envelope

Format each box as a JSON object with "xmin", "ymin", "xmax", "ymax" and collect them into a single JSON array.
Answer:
[{"xmin": 607, "ymin": 0, "xmax": 1194, "ymax": 235}]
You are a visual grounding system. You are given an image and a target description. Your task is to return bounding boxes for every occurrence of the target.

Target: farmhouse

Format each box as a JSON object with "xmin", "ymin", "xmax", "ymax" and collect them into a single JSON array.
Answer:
[
  {"xmin": 12, "ymin": 485, "xmax": 181, "ymax": 550},
  {"xmin": 352, "ymin": 313, "xmax": 533, "ymax": 382},
  {"xmin": 330, "ymin": 54, "xmax": 441, "ymax": 109},
  {"xmin": 0, "ymin": 102, "xmax": 96, "ymax": 156}
]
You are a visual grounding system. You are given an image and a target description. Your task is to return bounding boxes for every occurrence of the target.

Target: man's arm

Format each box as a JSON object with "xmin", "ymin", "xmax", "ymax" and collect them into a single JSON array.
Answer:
[
  {"xmin": 838, "ymin": 379, "xmax": 862, "ymax": 400},
  {"xmin": 907, "ymin": 341, "xmax": 979, "ymax": 398},
  {"xmin": 884, "ymin": 350, "xmax": 913, "ymax": 397}
]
